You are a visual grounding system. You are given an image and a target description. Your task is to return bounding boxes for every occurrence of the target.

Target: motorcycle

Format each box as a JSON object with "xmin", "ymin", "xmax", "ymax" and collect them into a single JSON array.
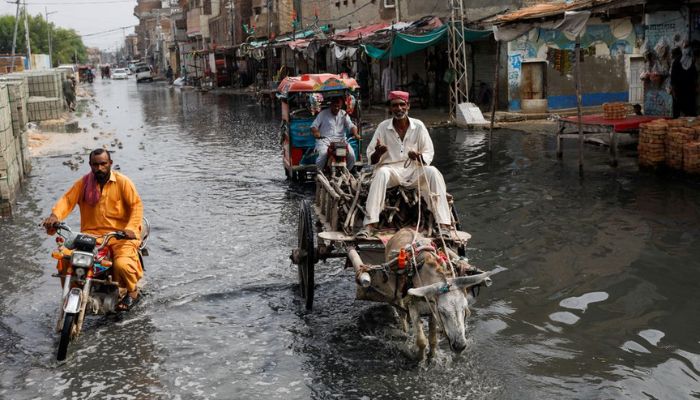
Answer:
[
  {"xmin": 326, "ymin": 138, "xmax": 350, "ymax": 177},
  {"xmin": 50, "ymin": 219, "xmax": 150, "ymax": 361}
]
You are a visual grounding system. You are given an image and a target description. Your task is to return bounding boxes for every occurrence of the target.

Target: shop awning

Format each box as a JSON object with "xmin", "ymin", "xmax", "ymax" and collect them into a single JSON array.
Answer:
[
  {"xmin": 362, "ymin": 24, "xmax": 491, "ymax": 59},
  {"xmin": 276, "ymin": 25, "xmax": 330, "ymax": 43},
  {"xmin": 333, "ymin": 23, "xmax": 390, "ymax": 43},
  {"xmin": 487, "ymin": 0, "xmax": 645, "ymax": 41}
]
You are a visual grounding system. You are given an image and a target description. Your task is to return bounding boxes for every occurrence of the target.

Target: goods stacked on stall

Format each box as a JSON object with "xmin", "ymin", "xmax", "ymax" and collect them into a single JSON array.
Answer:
[
  {"xmin": 638, "ymin": 120, "xmax": 668, "ymax": 167},
  {"xmin": 638, "ymin": 117, "xmax": 700, "ymax": 174},
  {"xmin": 602, "ymin": 102, "xmax": 627, "ymax": 120}
]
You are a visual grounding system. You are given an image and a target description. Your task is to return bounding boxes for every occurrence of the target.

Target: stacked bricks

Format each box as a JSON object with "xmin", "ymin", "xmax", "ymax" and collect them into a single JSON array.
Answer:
[
  {"xmin": 0, "ymin": 77, "xmax": 29, "ymax": 137},
  {"xmin": 666, "ymin": 127, "xmax": 697, "ymax": 169},
  {"xmin": 603, "ymin": 102, "xmax": 627, "ymax": 120},
  {"xmin": 0, "ymin": 83, "xmax": 23, "ymax": 216},
  {"xmin": 0, "ymin": 78, "xmax": 30, "ymax": 176},
  {"xmin": 5, "ymin": 71, "xmax": 65, "ymax": 121},
  {"xmin": 26, "ymin": 96, "xmax": 64, "ymax": 121},
  {"xmin": 684, "ymin": 142, "xmax": 700, "ymax": 174},
  {"xmin": 24, "ymin": 70, "xmax": 62, "ymax": 98},
  {"xmin": 638, "ymin": 120, "xmax": 668, "ymax": 167}
]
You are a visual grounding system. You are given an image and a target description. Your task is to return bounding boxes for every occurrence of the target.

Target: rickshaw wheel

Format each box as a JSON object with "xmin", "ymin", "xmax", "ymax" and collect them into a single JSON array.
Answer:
[{"xmin": 297, "ymin": 199, "xmax": 315, "ymax": 310}]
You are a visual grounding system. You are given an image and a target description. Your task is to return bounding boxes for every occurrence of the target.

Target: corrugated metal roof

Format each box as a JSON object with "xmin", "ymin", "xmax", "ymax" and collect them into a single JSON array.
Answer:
[{"xmin": 488, "ymin": 0, "xmax": 645, "ymax": 25}]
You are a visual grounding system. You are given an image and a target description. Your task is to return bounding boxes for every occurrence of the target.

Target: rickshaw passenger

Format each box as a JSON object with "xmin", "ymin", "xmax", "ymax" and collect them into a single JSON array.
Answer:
[
  {"xmin": 356, "ymin": 90, "xmax": 452, "ymax": 239},
  {"xmin": 311, "ymin": 96, "xmax": 360, "ymax": 171}
]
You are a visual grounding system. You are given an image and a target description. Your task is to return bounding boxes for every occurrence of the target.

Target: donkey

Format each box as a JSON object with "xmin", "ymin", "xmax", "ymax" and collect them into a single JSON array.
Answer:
[{"xmin": 359, "ymin": 228, "xmax": 494, "ymax": 360}]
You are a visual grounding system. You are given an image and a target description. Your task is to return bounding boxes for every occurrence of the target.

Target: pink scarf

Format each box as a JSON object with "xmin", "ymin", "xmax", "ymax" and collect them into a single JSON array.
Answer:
[{"xmin": 82, "ymin": 173, "xmax": 101, "ymax": 206}]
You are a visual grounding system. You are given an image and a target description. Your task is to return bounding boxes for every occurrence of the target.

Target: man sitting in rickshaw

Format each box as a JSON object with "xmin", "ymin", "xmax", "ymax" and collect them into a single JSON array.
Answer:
[{"xmin": 310, "ymin": 95, "xmax": 361, "ymax": 171}]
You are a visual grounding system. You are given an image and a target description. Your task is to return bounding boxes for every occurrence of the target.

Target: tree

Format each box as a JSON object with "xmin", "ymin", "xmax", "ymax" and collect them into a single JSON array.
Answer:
[{"xmin": 0, "ymin": 11, "xmax": 87, "ymax": 66}]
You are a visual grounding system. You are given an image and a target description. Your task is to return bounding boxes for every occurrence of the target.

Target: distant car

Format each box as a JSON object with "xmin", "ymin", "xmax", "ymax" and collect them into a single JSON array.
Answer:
[
  {"xmin": 134, "ymin": 65, "xmax": 153, "ymax": 83},
  {"xmin": 111, "ymin": 68, "xmax": 129, "ymax": 80}
]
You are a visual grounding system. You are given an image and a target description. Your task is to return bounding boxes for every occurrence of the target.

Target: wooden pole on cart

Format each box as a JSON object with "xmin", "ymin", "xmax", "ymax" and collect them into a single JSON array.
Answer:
[
  {"xmin": 575, "ymin": 35, "xmax": 584, "ymax": 177},
  {"xmin": 347, "ymin": 247, "xmax": 371, "ymax": 287},
  {"xmin": 489, "ymin": 40, "xmax": 501, "ymax": 152}
]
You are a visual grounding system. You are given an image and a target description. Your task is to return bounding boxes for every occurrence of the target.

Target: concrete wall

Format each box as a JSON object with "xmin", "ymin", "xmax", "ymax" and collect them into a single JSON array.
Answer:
[{"xmin": 506, "ymin": 17, "xmax": 638, "ymax": 111}]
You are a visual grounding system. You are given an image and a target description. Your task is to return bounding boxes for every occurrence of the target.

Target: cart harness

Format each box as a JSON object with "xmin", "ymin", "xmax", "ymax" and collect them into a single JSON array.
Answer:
[{"xmin": 359, "ymin": 242, "xmax": 451, "ymax": 301}]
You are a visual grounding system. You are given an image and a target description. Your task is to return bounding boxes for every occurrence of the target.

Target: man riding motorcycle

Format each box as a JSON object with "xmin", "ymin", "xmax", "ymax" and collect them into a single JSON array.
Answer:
[
  {"xmin": 42, "ymin": 149, "xmax": 144, "ymax": 311},
  {"xmin": 310, "ymin": 95, "xmax": 361, "ymax": 172}
]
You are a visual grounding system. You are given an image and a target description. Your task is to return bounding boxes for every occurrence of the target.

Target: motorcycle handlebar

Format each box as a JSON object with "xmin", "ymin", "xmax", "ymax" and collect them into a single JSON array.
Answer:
[{"xmin": 55, "ymin": 224, "xmax": 128, "ymax": 251}]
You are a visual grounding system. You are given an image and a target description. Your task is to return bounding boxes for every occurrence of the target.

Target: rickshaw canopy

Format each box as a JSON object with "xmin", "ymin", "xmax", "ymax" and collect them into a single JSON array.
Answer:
[{"xmin": 277, "ymin": 74, "xmax": 359, "ymax": 98}]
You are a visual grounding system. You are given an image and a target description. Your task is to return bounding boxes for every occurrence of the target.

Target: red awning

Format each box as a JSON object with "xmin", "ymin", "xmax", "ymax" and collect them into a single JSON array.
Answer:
[
  {"xmin": 287, "ymin": 38, "xmax": 312, "ymax": 50},
  {"xmin": 333, "ymin": 23, "xmax": 390, "ymax": 43}
]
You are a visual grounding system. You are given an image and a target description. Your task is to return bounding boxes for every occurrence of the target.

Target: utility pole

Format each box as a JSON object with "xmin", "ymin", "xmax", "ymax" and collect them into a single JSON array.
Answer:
[
  {"xmin": 447, "ymin": 0, "xmax": 469, "ymax": 119},
  {"xmin": 10, "ymin": 0, "xmax": 20, "ymax": 72},
  {"xmin": 23, "ymin": 1, "xmax": 32, "ymax": 70},
  {"xmin": 45, "ymin": 7, "xmax": 57, "ymax": 67},
  {"xmin": 229, "ymin": 0, "xmax": 235, "ymax": 46}
]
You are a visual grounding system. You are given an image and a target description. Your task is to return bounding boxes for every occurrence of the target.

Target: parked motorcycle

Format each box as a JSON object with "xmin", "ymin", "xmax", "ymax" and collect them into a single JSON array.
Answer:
[{"xmin": 50, "ymin": 219, "xmax": 149, "ymax": 361}]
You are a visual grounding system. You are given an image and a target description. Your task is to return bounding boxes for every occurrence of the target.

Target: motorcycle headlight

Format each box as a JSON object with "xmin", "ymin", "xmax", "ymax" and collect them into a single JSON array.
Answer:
[
  {"xmin": 71, "ymin": 251, "xmax": 94, "ymax": 268},
  {"xmin": 334, "ymin": 147, "xmax": 347, "ymax": 157}
]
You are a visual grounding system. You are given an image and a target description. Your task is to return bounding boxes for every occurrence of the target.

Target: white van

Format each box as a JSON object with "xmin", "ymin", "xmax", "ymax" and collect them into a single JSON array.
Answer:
[
  {"xmin": 135, "ymin": 65, "xmax": 153, "ymax": 83},
  {"xmin": 56, "ymin": 64, "xmax": 78, "ymax": 81}
]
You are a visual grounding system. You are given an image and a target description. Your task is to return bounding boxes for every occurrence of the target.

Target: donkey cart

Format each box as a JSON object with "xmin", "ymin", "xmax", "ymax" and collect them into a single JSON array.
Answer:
[{"xmin": 290, "ymin": 168, "xmax": 497, "ymax": 312}]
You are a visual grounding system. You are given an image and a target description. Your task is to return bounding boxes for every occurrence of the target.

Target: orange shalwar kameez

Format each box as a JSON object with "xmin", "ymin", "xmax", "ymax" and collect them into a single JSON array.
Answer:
[{"xmin": 52, "ymin": 171, "xmax": 144, "ymax": 292}]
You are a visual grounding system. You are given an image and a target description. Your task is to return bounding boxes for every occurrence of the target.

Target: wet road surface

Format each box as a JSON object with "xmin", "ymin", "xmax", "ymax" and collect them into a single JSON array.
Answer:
[{"xmin": 1, "ymin": 79, "xmax": 699, "ymax": 399}]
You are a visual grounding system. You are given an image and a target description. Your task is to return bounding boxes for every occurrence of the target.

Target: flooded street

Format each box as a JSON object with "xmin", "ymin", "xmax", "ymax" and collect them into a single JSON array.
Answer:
[{"xmin": 1, "ymin": 80, "xmax": 700, "ymax": 399}]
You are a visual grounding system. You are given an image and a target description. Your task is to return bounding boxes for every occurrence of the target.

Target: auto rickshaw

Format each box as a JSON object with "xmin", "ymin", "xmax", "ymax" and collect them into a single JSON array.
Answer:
[
  {"xmin": 78, "ymin": 65, "xmax": 94, "ymax": 83},
  {"xmin": 277, "ymin": 73, "xmax": 363, "ymax": 181}
]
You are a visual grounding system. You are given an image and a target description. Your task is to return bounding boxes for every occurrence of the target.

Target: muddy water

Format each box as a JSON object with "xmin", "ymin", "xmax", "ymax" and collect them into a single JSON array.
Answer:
[{"xmin": 1, "ymin": 80, "xmax": 699, "ymax": 399}]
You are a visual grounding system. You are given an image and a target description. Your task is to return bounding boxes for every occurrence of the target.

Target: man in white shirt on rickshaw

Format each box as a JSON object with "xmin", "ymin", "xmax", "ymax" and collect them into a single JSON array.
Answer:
[
  {"xmin": 356, "ymin": 90, "xmax": 452, "ymax": 239},
  {"xmin": 311, "ymin": 95, "xmax": 361, "ymax": 171}
]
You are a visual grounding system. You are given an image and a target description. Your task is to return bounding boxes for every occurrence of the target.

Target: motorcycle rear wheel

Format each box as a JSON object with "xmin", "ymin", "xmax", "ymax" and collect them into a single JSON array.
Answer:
[{"xmin": 57, "ymin": 313, "xmax": 75, "ymax": 361}]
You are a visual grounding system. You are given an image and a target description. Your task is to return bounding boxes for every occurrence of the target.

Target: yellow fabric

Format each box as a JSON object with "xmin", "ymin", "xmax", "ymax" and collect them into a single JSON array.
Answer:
[{"xmin": 52, "ymin": 171, "xmax": 144, "ymax": 292}]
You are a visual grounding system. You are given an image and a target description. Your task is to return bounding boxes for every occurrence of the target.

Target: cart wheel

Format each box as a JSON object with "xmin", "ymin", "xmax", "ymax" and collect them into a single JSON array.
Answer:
[{"xmin": 297, "ymin": 199, "xmax": 315, "ymax": 310}]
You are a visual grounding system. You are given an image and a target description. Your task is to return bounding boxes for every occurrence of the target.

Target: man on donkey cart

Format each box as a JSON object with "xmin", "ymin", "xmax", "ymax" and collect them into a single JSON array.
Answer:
[{"xmin": 356, "ymin": 90, "xmax": 452, "ymax": 240}]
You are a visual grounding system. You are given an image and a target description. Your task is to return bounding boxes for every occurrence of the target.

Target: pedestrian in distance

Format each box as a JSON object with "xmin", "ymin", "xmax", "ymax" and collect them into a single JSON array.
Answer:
[
  {"xmin": 62, "ymin": 77, "xmax": 76, "ymax": 111},
  {"xmin": 670, "ymin": 43, "xmax": 698, "ymax": 117},
  {"xmin": 356, "ymin": 90, "xmax": 452, "ymax": 240},
  {"xmin": 42, "ymin": 149, "xmax": 145, "ymax": 311},
  {"xmin": 166, "ymin": 65, "xmax": 174, "ymax": 84}
]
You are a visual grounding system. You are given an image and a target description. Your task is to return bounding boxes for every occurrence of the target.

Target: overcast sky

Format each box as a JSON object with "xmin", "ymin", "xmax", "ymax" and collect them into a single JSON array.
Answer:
[{"xmin": 0, "ymin": 0, "xmax": 138, "ymax": 50}]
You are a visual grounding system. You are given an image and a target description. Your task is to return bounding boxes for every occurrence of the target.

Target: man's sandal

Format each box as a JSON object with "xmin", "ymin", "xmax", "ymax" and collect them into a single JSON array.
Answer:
[
  {"xmin": 437, "ymin": 227, "xmax": 452, "ymax": 241},
  {"xmin": 116, "ymin": 294, "xmax": 140, "ymax": 312},
  {"xmin": 355, "ymin": 226, "xmax": 375, "ymax": 239}
]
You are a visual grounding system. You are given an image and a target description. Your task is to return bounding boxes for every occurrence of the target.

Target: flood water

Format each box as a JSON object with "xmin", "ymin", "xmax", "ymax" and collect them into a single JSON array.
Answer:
[{"xmin": 1, "ymin": 80, "xmax": 699, "ymax": 399}]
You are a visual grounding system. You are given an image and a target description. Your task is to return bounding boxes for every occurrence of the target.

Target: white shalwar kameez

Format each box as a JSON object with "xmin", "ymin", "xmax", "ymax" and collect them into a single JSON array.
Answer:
[{"xmin": 364, "ymin": 117, "xmax": 451, "ymax": 226}]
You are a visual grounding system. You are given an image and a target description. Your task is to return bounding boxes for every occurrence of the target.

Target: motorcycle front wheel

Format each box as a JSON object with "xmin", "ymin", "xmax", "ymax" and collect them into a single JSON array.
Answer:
[{"xmin": 57, "ymin": 313, "xmax": 75, "ymax": 361}]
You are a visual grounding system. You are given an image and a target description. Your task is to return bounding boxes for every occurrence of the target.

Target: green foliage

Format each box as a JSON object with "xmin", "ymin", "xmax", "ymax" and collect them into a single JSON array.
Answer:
[{"xmin": 0, "ymin": 11, "xmax": 87, "ymax": 66}]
